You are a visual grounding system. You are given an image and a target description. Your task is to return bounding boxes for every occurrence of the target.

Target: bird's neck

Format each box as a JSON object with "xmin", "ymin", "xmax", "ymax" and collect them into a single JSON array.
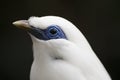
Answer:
[{"xmin": 32, "ymin": 41, "xmax": 53, "ymax": 64}]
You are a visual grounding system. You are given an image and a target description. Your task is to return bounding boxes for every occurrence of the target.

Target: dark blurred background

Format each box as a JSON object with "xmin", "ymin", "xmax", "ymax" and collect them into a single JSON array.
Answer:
[{"xmin": 1, "ymin": 0, "xmax": 120, "ymax": 80}]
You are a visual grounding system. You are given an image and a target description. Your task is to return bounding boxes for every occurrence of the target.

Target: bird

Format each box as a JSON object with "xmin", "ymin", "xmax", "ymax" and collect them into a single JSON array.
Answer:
[{"xmin": 13, "ymin": 16, "xmax": 111, "ymax": 80}]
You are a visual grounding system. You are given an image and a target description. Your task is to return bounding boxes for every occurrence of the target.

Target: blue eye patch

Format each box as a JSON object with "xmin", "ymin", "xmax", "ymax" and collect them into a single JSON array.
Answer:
[{"xmin": 28, "ymin": 25, "xmax": 67, "ymax": 40}]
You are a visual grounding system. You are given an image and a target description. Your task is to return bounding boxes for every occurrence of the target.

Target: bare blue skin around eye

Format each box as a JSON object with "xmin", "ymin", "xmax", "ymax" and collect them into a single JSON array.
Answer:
[{"xmin": 28, "ymin": 25, "xmax": 67, "ymax": 40}]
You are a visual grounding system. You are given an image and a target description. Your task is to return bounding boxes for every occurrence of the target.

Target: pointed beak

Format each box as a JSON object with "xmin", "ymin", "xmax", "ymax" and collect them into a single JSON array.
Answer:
[{"xmin": 12, "ymin": 20, "xmax": 31, "ymax": 30}]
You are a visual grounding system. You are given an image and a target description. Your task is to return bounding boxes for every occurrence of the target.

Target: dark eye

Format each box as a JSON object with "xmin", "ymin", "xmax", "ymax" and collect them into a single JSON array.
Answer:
[
  {"xmin": 45, "ymin": 25, "xmax": 67, "ymax": 40},
  {"xmin": 49, "ymin": 28, "xmax": 57, "ymax": 35}
]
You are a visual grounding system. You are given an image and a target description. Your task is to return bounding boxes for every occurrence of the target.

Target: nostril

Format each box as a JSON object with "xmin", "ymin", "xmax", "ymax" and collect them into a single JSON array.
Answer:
[{"xmin": 54, "ymin": 56, "xmax": 64, "ymax": 60}]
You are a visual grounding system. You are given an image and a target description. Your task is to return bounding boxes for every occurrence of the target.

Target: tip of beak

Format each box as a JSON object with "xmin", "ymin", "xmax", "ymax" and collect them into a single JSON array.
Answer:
[
  {"xmin": 12, "ymin": 21, "xmax": 21, "ymax": 26},
  {"xmin": 13, "ymin": 20, "xmax": 28, "ymax": 26},
  {"xmin": 12, "ymin": 20, "xmax": 31, "ymax": 30}
]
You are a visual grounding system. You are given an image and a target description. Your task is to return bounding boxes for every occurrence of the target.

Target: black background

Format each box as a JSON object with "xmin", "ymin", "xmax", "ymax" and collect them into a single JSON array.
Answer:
[{"xmin": 1, "ymin": 0, "xmax": 120, "ymax": 80}]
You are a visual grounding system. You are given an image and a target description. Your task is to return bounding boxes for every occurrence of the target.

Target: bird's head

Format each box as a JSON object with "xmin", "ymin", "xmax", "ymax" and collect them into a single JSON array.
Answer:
[
  {"xmin": 14, "ymin": 16, "xmax": 79, "ymax": 42},
  {"xmin": 13, "ymin": 16, "xmax": 67, "ymax": 41},
  {"xmin": 13, "ymin": 16, "xmax": 91, "ymax": 51}
]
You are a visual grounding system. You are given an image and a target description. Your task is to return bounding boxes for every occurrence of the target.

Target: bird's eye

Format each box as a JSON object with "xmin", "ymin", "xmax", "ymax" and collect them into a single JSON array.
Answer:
[
  {"xmin": 47, "ymin": 25, "xmax": 59, "ymax": 37},
  {"xmin": 49, "ymin": 28, "xmax": 57, "ymax": 35},
  {"xmin": 46, "ymin": 25, "xmax": 62, "ymax": 39},
  {"xmin": 45, "ymin": 25, "xmax": 67, "ymax": 40}
]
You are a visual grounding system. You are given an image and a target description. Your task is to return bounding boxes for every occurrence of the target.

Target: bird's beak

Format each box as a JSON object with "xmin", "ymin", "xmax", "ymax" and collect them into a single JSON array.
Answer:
[{"xmin": 12, "ymin": 20, "xmax": 31, "ymax": 30}]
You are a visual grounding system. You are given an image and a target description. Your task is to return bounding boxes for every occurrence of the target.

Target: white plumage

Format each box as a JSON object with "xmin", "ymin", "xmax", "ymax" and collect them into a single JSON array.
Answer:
[{"xmin": 13, "ymin": 16, "xmax": 111, "ymax": 80}]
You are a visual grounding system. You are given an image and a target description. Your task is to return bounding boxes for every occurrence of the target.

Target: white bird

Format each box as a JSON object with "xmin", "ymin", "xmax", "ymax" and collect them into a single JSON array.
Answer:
[{"xmin": 13, "ymin": 16, "xmax": 111, "ymax": 80}]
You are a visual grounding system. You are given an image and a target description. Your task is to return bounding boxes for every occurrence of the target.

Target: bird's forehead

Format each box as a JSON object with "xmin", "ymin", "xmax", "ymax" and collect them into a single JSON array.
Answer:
[{"xmin": 28, "ymin": 16, "xmax": 68, "ymax": 29}]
